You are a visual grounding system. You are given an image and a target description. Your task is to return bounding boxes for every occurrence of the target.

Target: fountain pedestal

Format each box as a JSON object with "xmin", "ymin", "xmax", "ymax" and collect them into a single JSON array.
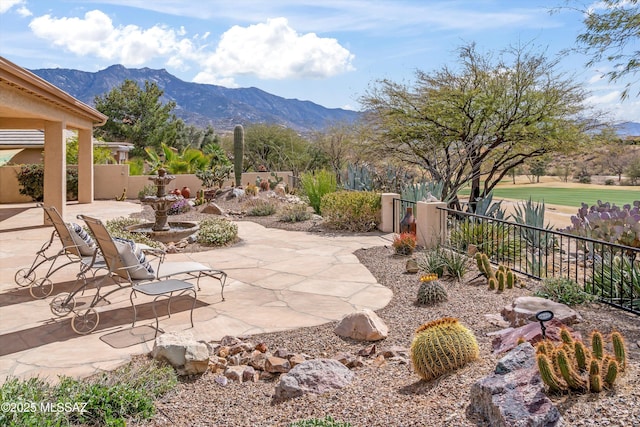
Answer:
[{"xmin": 127, "ymin": 168, "xmax": 199, "ymax": 243}]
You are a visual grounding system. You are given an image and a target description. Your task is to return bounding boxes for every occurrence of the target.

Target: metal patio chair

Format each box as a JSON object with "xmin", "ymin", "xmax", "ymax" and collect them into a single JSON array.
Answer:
[
  {"xmin": 49, "ymin": 214, "xmax": 227, "ymax": 334},
  {"xmin": 14, "ymin": 204, "xmax": 106, "ymax": 299}
]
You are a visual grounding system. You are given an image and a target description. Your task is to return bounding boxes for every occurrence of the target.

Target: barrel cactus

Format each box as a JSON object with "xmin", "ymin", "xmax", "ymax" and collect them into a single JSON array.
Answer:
[
  {"xmin": 410, "ymin": 317, "xmax": 479, "ymax": 381},
  {"xmin": 416, "ymin": 278, "xmax": 448, "ymax": 305},
  {"xmin": 233, "ymin": 124, "xmax": 244, "ymax": 187}
]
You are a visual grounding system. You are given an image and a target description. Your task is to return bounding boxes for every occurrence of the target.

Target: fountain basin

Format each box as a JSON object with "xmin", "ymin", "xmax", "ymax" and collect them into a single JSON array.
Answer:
[{"xmin": 126, "ymin": 221, "xmax": 199, "ymax": 243}]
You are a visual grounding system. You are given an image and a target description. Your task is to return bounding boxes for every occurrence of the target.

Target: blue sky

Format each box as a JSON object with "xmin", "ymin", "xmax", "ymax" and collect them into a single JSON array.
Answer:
[{"xmin": 1, "ymin": 0, "xmax": 638, "ymax": 123}]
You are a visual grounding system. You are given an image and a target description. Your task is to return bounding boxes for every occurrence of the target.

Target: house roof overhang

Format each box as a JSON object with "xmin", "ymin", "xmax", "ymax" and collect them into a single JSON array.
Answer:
[{"xmin": 0, "ymin": 56, "xmax": 107, "ymax": 129}]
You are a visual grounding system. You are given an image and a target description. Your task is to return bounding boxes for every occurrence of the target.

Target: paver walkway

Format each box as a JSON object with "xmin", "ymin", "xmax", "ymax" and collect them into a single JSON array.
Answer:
[{"xmin": 0, "ymin": 201, "xmax": 393, "ymax": 383}]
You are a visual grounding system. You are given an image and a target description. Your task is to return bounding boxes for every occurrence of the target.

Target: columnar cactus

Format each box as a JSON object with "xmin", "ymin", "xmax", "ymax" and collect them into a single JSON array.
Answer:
[
  {"xmin": 536, "ymin": 327, "xmax": 627, "ymax": 394},
  {"xmin": 233, "ymin": 124, "xmax": 244, "ymax": 187},
  {"xmin": 410, "ymin": 318, "xmax": 479, "ymax": 381}
]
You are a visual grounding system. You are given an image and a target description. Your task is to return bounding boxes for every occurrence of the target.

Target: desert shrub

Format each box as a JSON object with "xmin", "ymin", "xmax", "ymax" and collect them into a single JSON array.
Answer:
[
  {"xmin": 16, "ymin": 164, "xmax": 78, "ymax": 202},
  {"xmin": 604, "ymin": 178, "xmax": 615, "ymax": 186},
  {"xmin": 246, "ymin": 199, "xmax": 278, "ymax": 216},
  {"xmin": 278, "ymin": 204, "xmax": 311, "ymax": 222},
  {"xmin": 289, "ymin": 416, "xmax": 352, "ymax": 427},
  {"xmin": 320, "ymin": 191, "xmax": 381, "ymax": 232},
  {"xmin": 300, "ymin": 169, "xmax": 337, "ymax": 214},
  {"xmin": 450, "ymin": 220, "xmax": 522, "ymax": 261},
  {"xmin": 197, "ymin": 218, "xmax": 238, "ymax": 246},
  {"xmin": 535, "ymin": 277, "xmax": 596, "ymax": 306},
  {"xmin": 416, "ymin": 246, "xmax": 468, "ymax": 280},
  {"xmin": 137, "ymin": 184, "xmax": 156, "ymax": 199},
  {"xmin": 103, "ymin": 217, "xmax": 162, "ymax": 249},
  {"xmin": 0, "ymin": 360, "xmax": 176, "ymax": 427},
  {"xmin": 392, "ymin": 232, "xmax": 417, "ymax": 255}
]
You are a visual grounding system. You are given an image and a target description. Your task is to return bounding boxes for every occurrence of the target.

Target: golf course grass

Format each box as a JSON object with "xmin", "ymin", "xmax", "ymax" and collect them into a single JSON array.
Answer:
[{"xmin": 459, "ymin": 180, "xmax": 639, "ymax": 208}]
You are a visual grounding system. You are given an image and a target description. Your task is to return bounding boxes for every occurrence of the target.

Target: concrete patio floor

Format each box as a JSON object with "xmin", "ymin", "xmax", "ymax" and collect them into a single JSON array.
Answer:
[{"xmin": 0, "ymin": 201, "xmax": 394, "ymax": 383}]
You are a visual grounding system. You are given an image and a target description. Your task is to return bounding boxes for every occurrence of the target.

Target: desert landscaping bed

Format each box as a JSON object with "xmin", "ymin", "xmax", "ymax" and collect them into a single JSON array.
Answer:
[{"xmin": 128, "ymin": 198, "xmax": 640, "ymax": 427}]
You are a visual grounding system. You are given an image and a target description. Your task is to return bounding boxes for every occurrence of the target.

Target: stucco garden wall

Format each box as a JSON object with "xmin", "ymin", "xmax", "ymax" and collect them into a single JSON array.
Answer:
[{"xmin": 0, "ymin": 165, "xmax": 294, "ymax": 203}]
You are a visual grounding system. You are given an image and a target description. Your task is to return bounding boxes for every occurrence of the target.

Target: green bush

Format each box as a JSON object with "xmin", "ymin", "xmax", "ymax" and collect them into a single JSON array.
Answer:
[
  {"xmin": 289, "ymin": 415, "xmax": 352, "ymax": 427},
  {"xmin": 300, "ymin": 169, "xmax": 337, "ymax": 214},
  {"xmin": 246, "ymin": 199, "xmax": 277, "ymax": 216},
  {"xmin": 197, "ymin": 218, "xmax": 238, "ymax": 246},
  {"xmin": 535, "ymin": 277, "xmax": 596, "ymax": 306},
  {"xmin": 278, "ymin": 204, "xmax": 312, "ymax": 222},
  {"xmin": 320, "ymin": 191, "xmax": 381, "ymax": 232},
  {"xmin": 16, "ymin": 164, "xmax": 78, "ymax": 202},
  {"xmin": 0, "ymin": 360, "xmax": 176, "ymax": 427}
]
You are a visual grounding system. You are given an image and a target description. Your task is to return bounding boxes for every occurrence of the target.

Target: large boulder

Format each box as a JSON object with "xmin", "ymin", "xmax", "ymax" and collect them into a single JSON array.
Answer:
[
  {"xmin": 151, "ymin": 331, "xmax": 209, "ymax": 376},
  {"xmin": 470, "ymin": 343, "xmax": 562, "ymax": 427},
  {"xmin": 274, "ymin": 359, "xmax": 355, "ymax": 400},
  {"xmin": 334, "ymin": 309, "xmax": 388, "ymax": 341},
  {"xmin": 501, "ymin": 296, "xmax": 583, "ymax": 327}
]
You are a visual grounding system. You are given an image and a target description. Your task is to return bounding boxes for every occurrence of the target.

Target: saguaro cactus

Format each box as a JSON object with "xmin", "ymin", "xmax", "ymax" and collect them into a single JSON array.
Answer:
[{"xmin": 233, "ymin": 124, "xmax": 244, "ymax": 187}]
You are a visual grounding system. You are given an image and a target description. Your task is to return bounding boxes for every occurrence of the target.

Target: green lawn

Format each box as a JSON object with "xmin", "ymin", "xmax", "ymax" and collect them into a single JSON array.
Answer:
[{"xmin": 459, "ymin": 187, "xmax": 639, "ymax": 208}]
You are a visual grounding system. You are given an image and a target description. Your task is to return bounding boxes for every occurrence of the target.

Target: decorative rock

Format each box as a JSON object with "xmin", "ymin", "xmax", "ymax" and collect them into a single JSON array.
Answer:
[
  {"xmin": 265, "ymin": 356, "xmax": 291, "ymax": 373},
  {"xmin": 242, "ymin": 365, "xmax": 259, "ymax": 383},
  {"xmin": 288, "ymin": 354, "xmax": 307, "ymax": 367},
  {"xmin": 274, "ymin": 183, "xmax": 286, "ymax": 196},
  {"xmin": 255, "ymin": 342, "xmax": 268, "ymax": 353},
  {"xmin": 470, "ymin": 343, "xmax": 562, "ymax": 427},
  {"xmin": 491, "ymin": 318, "xmax": 582, "ymax": 354},
  {"xmin": 202, "ymin": 202, "xmax": 223, "ymax": 215},
  {"xmin": 224, "ymin": 365, "xmax": 246, "ymax": 383},
  {"xmin": 406, "ymin": 258, "xmax": 419, "ymax": 273},
  {"xmin": 214, "ymin": 375, "xmax": 228, "ymax": 387},
  {"xmin": 220, "ymin": 335, "xmax": 241, "ymax": 346},
  {"xmin": 229, "ymin": 343, "xmax": 245, "ymax": 355},
  {"xmin": 484, "ymin": 313, "xmax": 511, "ymax": 329},
  {"xmin": 358, "ymin": 344, "xmax": 377, "ymax": 357},
  {"xmin": 274, "ymin": 359, "xmax": 355, "ymax": 400},
  {"xmin": 249, "ymin": 351, "xmax": 268, "ymax": 370},
  {"xmin": 501, "ymin": 296, "xmax": 583, "ymax": 327},
  {"xmin": 334, "ymin": 309, "xmax": 388, "ymax": 341},
  {"xmin": 151, "ymin": 332, "xmax": 210, "ymax": 376},
  {"xmin": 274, "ymin": 348, "xmax": 290, "ymax": 359}
]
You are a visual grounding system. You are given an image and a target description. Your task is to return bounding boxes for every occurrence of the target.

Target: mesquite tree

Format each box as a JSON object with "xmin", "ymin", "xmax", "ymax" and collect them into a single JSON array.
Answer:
[{"xmin": 360, "ymin": 43, "xmax": 594, "ymax": 210}]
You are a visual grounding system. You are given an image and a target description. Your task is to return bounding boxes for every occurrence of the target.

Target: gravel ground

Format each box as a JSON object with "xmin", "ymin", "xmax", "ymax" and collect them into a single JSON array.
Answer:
[{"xmin": 130, "ymin": 193, "xmax": 640, "ymax": 427}]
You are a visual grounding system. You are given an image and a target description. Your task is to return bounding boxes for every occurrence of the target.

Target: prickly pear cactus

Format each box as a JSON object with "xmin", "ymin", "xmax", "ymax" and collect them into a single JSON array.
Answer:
[
  {"xmin": 410, "ymin": 317, "xmax": 479, "ymax": 381},
  {"xmin": 416, "ymin": 280, "xmax": 448, "ymax": 305}
]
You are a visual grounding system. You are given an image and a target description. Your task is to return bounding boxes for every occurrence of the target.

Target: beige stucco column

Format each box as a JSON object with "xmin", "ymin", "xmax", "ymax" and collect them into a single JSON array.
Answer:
[
  {"xmin": 415, "ymin": 201, "xmax": 447, "ymax": 249},
  {"xmin": 77, "ymin": 128, "xmax": 93, "ymax": 203},
  {"xmin": 379, "ymin": 193, "xmax": 400, "ymax": 233},
  {"xmin": 43, "ymin": 120, "xmax": 66, "ymax": 222}
]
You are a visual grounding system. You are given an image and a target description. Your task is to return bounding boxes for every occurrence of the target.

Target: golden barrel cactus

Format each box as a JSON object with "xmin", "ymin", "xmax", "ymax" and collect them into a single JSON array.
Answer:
[{"xmin": 410, "ymin": 317, "xmax": 479, "ymax": 381}]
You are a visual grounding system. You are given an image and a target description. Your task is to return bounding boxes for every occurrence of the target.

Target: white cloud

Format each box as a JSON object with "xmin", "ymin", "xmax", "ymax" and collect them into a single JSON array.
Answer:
[
  {"xmin": 586, "ymin": 90, "xmax": 640, "ymax": 122},
  {"xmin": 0, "ymin": 0, "xmax": 24, "ymax": 14},
  {"xmin": 28, "ymin": 10, "xmax": 196, "ymax": 66},
  {"xmin": 16, "ymin": 5, "xmax": 30, "ymax": 16},
  {"xmin": 26, "ymin": 11, "xmax": 353, "ymax": 85},
  {"xmin": 193, "ymin": 17, "xmax": 354, "ymax": 86}
]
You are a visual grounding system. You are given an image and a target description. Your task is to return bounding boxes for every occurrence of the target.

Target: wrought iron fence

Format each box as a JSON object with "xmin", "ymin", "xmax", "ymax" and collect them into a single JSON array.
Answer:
[
  {"xmin": 439, "ymin": 207, "xmax": 639, "ymax": 315},
  {"xmin": 392, "ymin": 198, "xmax": 417, "ymax": 233}
]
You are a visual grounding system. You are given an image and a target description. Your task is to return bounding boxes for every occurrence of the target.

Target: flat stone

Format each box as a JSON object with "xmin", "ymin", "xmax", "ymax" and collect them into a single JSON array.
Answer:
[
  {"xmin": 265, "ymin": 356, "xmax": 291, "ymax": 373},
  {"xmin": 274, "ymin": 359, "xmax": 355, "ymax": 400},
  {"xmin": 491, "ymin": 318, "xmax": 582, "ymax": 354},
  {"xmin": 501, "ymin": 296, "xmax": 583, "ymax": 327}
]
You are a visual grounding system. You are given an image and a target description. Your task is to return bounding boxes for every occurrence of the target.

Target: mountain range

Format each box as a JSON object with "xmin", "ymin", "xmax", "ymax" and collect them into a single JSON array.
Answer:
[{"xmin": 29, "ymin": 64, "xmax": 360, "ymax": 133}]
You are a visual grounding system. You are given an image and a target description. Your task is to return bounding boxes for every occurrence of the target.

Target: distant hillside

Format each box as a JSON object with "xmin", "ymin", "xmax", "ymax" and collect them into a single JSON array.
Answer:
[
  {"xmin": 29, "ymin": 64, "xmax": 361, "ymax": 133},
  {"xmin": 615, "ymin": 121, "xmax": 640, "ymax": 137}
]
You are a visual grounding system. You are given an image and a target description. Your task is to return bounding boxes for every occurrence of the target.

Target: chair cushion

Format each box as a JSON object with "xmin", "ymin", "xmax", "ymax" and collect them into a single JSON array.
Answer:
[
  {"xmin": 68, "ymin": 223, "xmax": 97, "ymax": 257},
  {"xmin": 113, "ymin": 237, "xmax": 155, "ymax": 280}
]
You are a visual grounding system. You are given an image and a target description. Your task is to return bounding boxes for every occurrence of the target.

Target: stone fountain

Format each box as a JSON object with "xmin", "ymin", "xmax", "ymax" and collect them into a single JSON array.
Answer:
[{"xmin": 127, "ymin": 168, "xmax": 199, "ymax": 243}]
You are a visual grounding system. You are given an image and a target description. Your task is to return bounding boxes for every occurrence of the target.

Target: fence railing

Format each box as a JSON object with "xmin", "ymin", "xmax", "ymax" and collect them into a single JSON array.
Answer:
[
  {"xmin": 392, "ymin": 198, "xmax": 417, "ymax": 233},
  {"xmin": 438, "ymin": 207, "xmax": 639, "ymax": 316}
]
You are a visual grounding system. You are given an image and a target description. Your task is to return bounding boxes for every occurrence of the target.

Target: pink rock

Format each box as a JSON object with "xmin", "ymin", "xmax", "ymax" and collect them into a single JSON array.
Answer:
[{"xmin": 491, "ymin": 318, "xmax": 582, "ymax": 354}]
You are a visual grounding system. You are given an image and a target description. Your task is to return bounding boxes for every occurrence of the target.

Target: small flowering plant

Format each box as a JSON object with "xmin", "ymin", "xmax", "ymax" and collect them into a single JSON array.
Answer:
[
  {"xmin": 419, "ymin": 273, "xmax": 438, "ymax": 282},
  {"xmin": 392, "ymin": 232, "xmax": 417, "ymax": 255},
  {"xmin": 167, "ymin": 198, "xmax": 192, "ymax": 215}
]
